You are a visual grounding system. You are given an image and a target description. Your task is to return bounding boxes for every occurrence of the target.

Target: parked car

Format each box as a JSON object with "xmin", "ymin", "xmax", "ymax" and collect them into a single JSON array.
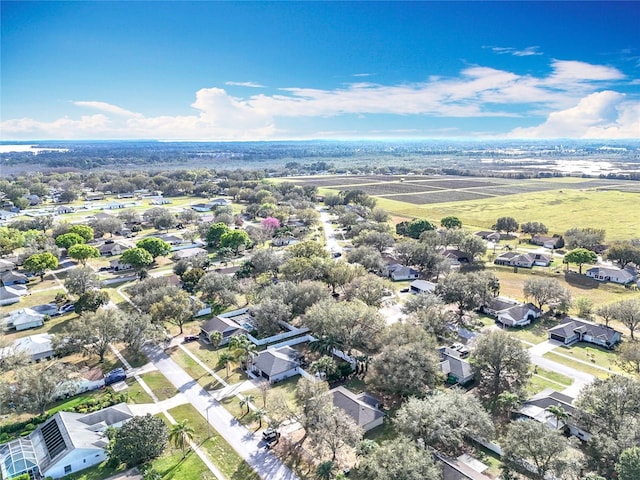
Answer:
[
  {"xmin": 262, "ymin": 428, "xmax": 280, "ymax": 443},
  {"xmin": 104, "ymin": 368, "xmax": 127, "ymax": 386},
  {"xmin": 183, "ymin": 335, "xmax": 199, "ymax": 343},
  {"xmin": 449, "ymin": 342, "xmax": 470, "ymax": 358},
  {"xmin": 59, "ymin": 303, "xmax": 75, "ymax": 314}
]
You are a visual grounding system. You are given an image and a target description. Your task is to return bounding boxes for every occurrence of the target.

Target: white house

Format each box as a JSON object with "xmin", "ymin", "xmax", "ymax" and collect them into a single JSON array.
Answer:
[
  {"xmin": 0, "ymin": 286, "xmax": 23, "ymax": 306},
  {"xmin": 0, "ymin": 403, "xmax": 133, "ymax": 479},
  {"xmin": 330, "ymin": 386, "xmax": 385, "ymax": 432},
  {"xmin": 497, "ymin": 303, "xmax": 542, "ymax": 327},
  {"xmin": 3, "ymin": 308, "xmax": 45, "ymax": 331},
  {"xmin": 109, "ymin": 259, "xmax": 132, "ymax": 271},
  {"xmin": 0, "ymin": 259, "xmax": 17, "ymax": 272},
  {"xmin": 385, "ymin": 263, "xmax": 419, "ymax": 281},
  {"xmin": 585, "ymin": 266, "xmax": 636, "ymax": 285},
  {"xmin": 149, "ymin": 196, "xmax": 171, "ymax": 205},
  {"xmin": 0, "ymin": 333, "xmax": 55, "ymax": 362},
  {"xmin": 409, "ymin": 279, "xmax": 437, "ymax": 294}
]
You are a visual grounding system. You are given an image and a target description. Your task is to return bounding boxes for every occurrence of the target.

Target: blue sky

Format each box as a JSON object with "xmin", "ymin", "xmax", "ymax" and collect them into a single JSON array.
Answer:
[{"xmin": 1, "ymin": 1, "xmax": 639, "ymax": 140}]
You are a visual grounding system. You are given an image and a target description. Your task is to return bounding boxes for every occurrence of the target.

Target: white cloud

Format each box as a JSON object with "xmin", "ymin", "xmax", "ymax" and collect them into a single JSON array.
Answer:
[
  {"xmin": 73, "ymin": 101, "xmax": 141, "ymax": 117},
  {"xmin": 1, "ymin": 60, "xmax": 635, "ymax": 140},
  {"xmin": 224, "ymin": 81, "xmax": 265, "ymax": 88},
  {"xmin": 507, "ymin": 91, "xmax": 640, "ymax": 139},
  {"xmin": 486, "ymin": 45, "xmax": 543, "ymax": 57}
]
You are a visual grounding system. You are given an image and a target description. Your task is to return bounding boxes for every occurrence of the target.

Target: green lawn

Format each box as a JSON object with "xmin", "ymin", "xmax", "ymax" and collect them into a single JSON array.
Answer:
[
  {"xmin": 184, "ymin": 342, "xmax": 247, "ymax": 385},
  {"xmin": 534, "ymin": 367, "xmax": 573, "ymax": 387},
  {"xmin": 506, "ymin": 317, "xmax": 561, "ymax": 345},
  {"xmin": 125, "ymin": 377, "xmax": 155, "ymax": 404},
  {"xmin": 167, "ymin": 404, "xmax": 261, "ymax": 480},
  {"xmin": 0, "ymin": 286, "xmax": 67, "ymax": 317},
  {"xmin": 140, "ymin": 371, "xmax": 180, "ymax": 401},
  {"xmin": 60, "ymin": 462, "xmax": 127, "ymax": 480},
  {"xmin": 170, "ymin": 348, "xmax": 224, "ymax": 390},
  {"xmin": 543, "ymin": 352, "xmax": 612, "ymax": 379},
  {"xmin": 554, "ymin": 344, "xmax": 624, "ymax": 375}
]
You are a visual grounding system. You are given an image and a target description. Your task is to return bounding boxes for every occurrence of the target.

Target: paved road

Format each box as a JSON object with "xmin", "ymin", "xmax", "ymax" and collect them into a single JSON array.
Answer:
[
  {"xmin": 144, "ymin": 345, "xmax": 300, "ymax": 480},
  {"xmin": 526, "ymin": 341, "xmax": 596, "ymax": 397},
  {"xmin": 318, "ymin": 208, "xmax": 342, "ymax": 256}
]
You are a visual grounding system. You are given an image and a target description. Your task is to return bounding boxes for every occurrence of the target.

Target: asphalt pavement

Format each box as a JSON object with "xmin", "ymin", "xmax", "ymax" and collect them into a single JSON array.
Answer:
[{"xmin": 144, "ymin": 345, "xmax": 300, "ymax": 480}]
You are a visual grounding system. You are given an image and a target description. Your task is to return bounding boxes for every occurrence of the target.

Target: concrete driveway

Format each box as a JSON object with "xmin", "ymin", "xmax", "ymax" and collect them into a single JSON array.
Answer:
[{"xmin": 144, "ymin": 345, "xmax": 300, "ymax": 480}]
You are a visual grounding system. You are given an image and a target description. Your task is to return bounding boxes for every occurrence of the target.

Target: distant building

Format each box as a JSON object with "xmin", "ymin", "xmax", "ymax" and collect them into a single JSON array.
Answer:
[
  {"xmin": 3, "ymin": 308, "xmax": 45, "ymax": 331},
  {"xmin": 409, "ymin": 279, "xmax": 437, "ymax": 294},
  {"xmin": 585, "ymin": 266, "xmax": 636, "ymax": 285},
  {"xmin": 385, "ymin": 263, "xmax": 420, "ymax": 281},
  {"xmin": 530, "ymin": 235, "xmax": 564, "ymax": 249}
]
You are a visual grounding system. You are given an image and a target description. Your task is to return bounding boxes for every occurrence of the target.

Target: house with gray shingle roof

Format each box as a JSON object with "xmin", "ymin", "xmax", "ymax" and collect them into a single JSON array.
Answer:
[
  {"xmin": 497, "ymin": 303, "xmax": 541, "ymax": 327},
  {"xmin": 0, "ymin": 259, "xmax": 17, "ymax": 272},
  {"xmin": 3, "ymin": 308, "xmax": 45, "ymax": 331},
  {"xmin": 250, "ymin": 346, "xmax": 301, "ymax": 383},
  {"xmin": 438, "ymin": 347, "xmax": 474, "ymax": 386},
  {"xmin": 0, "ymin": 269, "xmax": 28, "ymax": 285},
  {"xmin": 330, "ymin": 386, "xmax": 385, "ymax": 432},
  {"xmin": 0, "ymin": 403, "xmax": 133, "ymax": 479},
  {"xmin": 586, "ymin": 266, "xmax": 636, "ymax": 285},
  {"xmin": 548, "ymin": 317, "xmax": 622, "ymax": 349}
]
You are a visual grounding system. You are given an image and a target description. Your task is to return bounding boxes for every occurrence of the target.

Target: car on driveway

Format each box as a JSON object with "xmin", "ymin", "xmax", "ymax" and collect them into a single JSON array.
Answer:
[
  {"xmin": 183, "ymin": 335, "xmax": 199, "ymax": 343},
  {"xmin": 262, "ymin": 428, "xmax": 280, "ymax": 444}
]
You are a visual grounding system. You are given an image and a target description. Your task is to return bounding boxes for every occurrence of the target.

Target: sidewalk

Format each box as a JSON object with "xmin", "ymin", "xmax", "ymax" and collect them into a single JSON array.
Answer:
[{"xmin": 144, "ymin": 344, "xmax": 300, "ymax": 480}]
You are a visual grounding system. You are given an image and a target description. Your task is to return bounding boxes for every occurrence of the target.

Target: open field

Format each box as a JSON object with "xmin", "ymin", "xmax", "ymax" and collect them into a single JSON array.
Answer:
[{"xmin": 302, "ymin": 174, "xmax": 640, "ymax": 240}]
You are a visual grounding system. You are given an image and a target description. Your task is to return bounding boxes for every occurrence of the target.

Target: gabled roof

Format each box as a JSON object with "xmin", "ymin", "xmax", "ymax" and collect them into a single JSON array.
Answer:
[
  {"xmin": 410, "ymin": 279, "xmax": 437, "ymax": 292},
  {"xmin": 586, "ymin": 266, "xmax": 636, "ymax": 281},
  {"xmin": 0, "ymin": 286, "xmax": 22, "ymax": 301},
  {"xmin": 548, "ymin": 317, "xmax": 622, "ymax": 343},
  {"xmin": 252, "ymin": 346, "xmax": 300, "ymax": 377},
  {"xmin": 330, "ymin": 386, "xmax": 385, "ymax": 428},
  {"xmin": 9, "ymin": 333, "xmax": 54, "ymax": 358},
  {"xmin": 201, "ymin": 315, "xmax": 245, "ymax": 337},
  {"xmin": 1, "ymin": 270, "xmax": 28, "ymax": 283},
  {"xmin": 0, "ymin": 259, "xmax": 16, "ymax": 270},
  {"xmin": 484, "ymin": 296, "xmax": 519, "ymax": 312},
  {"xmin": 7, "ymin": 308, "xmax": 45, "ymax": 326},
  {"xmin": 439, "ymin": 348, "xmax": 474, "ymax": 381},
  {"xmin": 173, "ymin": 247, "xmax": 208, "ymax": 259},
  {"xmin": 498, "ymin": 303, "xmax": 541, "ymax": 323}
]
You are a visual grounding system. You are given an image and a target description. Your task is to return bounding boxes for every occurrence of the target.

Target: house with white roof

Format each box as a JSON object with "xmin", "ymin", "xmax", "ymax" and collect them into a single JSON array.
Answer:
[
  {"xmin": 0, "ymin": 259, "xmax": 17, "ymax": 272},
  {"xmin": 0, "ymin": 403, "xmax": 133, "ymax": 479},
  {"xmin": 0, "ymin": 333, "xmax": 55, "ymax": 362},
  {"xmin": 3, "ymin": 308, "xmax": 45, "ymax": 331}
]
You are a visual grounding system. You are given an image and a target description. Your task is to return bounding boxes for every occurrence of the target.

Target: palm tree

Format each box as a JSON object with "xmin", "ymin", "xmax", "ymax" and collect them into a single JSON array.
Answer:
[
  {"xmin": 217, "ymin": 351, "xmax": 234, "ymax": 379},
  {"xmin": 228, "ymin": 334, "xmax": 256, "ymax": 371},
  {"xmin": 546, "ymin": 404, "xmax": 570, "ymax": 430},
  {"xmin": 316, "ymin": 461, "xmax": 335, "ymax": 480},
  {"xmin": 497, "ymin": 391, "xmax": 521, "ymax": 420},
  {"xmin": 310, "ymin": 335, "xmax": 343, "ymax": 356},
  {"xmin": 168, "ymin": 420, "xmax": 195, "ymax": 459},
  {"xmin": 208, "ymin": 330, "xmax": 223, "ymax": 348},
  {"xmin": 310, "ymin": 356, "xmax": 337, "ymax": 379},
  {"xmin": 252, "ymin": 407, "xmax": 267, "ymax": 429},
  {"xmin": 240, "ymin": 394, "xmax": 255, "ymax": 414}
]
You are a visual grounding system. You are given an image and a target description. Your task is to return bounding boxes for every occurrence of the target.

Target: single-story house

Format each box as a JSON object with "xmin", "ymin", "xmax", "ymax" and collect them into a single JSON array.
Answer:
[
  {"xmin": 3, "ymin": 308, "xmax": 45, "ymax": 331},
  {"xmin": 0, "ymin": 286, "xmax": 23, "ymax": 306},
  {"xmin": 199, "ymin": 308, "xmax": 250, "ymax": 345},
  {"xmin": 1, "ymin": 333, "xmax": 56, "ymax": 362},
  {"xmin": 0, "ymin": 403, "xmax": 133, "ymax": 479},
  {"xmin": 441, "ymin": 249, "xmax": 469, "ymax": 265},
  {"xmin": 330, "ymin": 386, "xmax": 385, "ymax": 432},
  {"xmin": 482, "ymin": 296, "xmax": 520, "ymax": 317},
  {"xmin": 518, "ymin": 388, "xmax": 590, "ymax": 442},
  {"xmin": 496, "ymin": 303, "xmax": 542, "ymax": 327},
  {"xmin": 155, "ymin": 234, "xmax": 183, "ymax": 246},
  {"xmin": 98, "ymin": 242, "xmax": 128, "ymax": 257},
  {"xmin": 149, "ymin": 196, "xmax": 171, "ymax": 205},
  {"xmin": 475, "ymin": 230, "xmax": 501, "ymax": 242},
  {"xmin": 117, "ymin": 192, "xmax": 135, "ymax": 199},
  {"xmin": 273, "ymin": 236, "xmax": 297, "ymax": 247},
  {"xmin": 494, "ymin": 251, "xmax": 551, "ymax": 268},
  {"xmin": 530, "ymin": 235, "xmax": 564, "ymax": 249},
  {"xmin": 209, "ymin": 198, "xmax": 231, "ymax": 207},
  {"xmin": 172, "ymin": 247, "xmax": 208, "ymax": 261},
  {"xmin": 109, "ymin": 259, "xmax": 132, "ymax": 271},
  {"xmin": 0, "ymin": 211, "xmax": 18, "ymax": 222},
  {"xmin": 0, "ymin": 269, "xmax": 29, "ymax": 285},
  {"xmin": 438, "ymin": 347, "xmax": 474, "ymax": 386},
  {"xmin": 84, "ymin": 192, "xmax": 105, "ymax": 201},
  {"xmin": 54, "ymin": 206, "xmax": 75, "ymax": 215},
  {"xmin": 250, "ymin": 346, "xmax": 301, "ymax": 383},
  {"xmin": 0, "ymin": 259, "xmax": 17, "ymax": 272},
  {"xmin": 585, "ymin": 266, "xmax": 637, "ymax": 285},
  {"xmin": 104, "ymin": 201, "xmax": 125, "ymax": 210},
  {"xmin": 410, "ymin": 279, "xmax": 437, "ymax": 294},
  {"xmin": 191, "ymin": 203, "xmax": 211, "ymax": 212},
  {"xmin": 385, "ymin": 263, "xmax": 420, "ymax": 281},
  {"xmin": 31, "ymin": 303, "xmax": 61, "ymax": 316},
  {"xmin": 64, "ymin": 367, "xmax": 106, "ymax": 396},
  {"xmin": 548, "ymin": 317, "xmax": 622, "ymax": 349},
  {"xmin": 91, "ymin": 212, "xmax": 113, "ymax": 222}
]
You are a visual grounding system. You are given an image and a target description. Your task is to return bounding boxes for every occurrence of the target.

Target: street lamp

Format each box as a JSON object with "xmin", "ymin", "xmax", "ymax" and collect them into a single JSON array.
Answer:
[{"xmin": 206, "ymin": 403, "xmax": 211, "ymax": 438}]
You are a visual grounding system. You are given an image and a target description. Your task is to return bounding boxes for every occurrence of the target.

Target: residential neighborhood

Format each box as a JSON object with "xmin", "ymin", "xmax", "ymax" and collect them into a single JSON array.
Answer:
[{"xmin": 0, "ymin": 169, "xmax": 639, "ymax": 480}]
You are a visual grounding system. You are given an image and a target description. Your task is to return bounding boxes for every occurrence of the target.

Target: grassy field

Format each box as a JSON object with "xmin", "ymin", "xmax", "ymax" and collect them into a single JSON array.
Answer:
[
  {"xmin": 554, "ymin": 344, "xmax": 624, "ymax": 375},
  {"xmin": 526, "ymin": 366, "xmax": 574, "ymax": 396},
  {"xmin": 184, "ymin": 342, "xmax": 247, "ymax": 385},
  {"xmin": 373, "ymin": 188, "xmax": 639, "ymax": 241},
  {"xmin": 124, "ymin": 377, "xmax": 155, "ymax": 404}
]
